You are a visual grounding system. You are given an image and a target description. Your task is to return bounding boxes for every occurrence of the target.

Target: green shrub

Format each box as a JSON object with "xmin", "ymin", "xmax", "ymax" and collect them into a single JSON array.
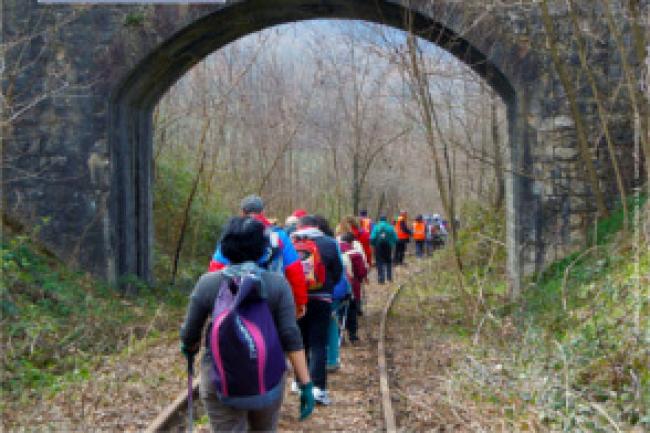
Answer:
[
  {"xmin": 1, "ymin": 232, "xmax": 185, "ymax": 399},
  {"xmin": 153, "ymin": 153, "xmax": 229, "ymax": 284}
]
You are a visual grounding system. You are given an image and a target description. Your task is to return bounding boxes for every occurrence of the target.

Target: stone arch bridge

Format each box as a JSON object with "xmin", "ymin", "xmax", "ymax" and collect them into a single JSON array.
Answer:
[{"xmin": 2, "ymin": 0, "xmax": 646, "ymax": 293}]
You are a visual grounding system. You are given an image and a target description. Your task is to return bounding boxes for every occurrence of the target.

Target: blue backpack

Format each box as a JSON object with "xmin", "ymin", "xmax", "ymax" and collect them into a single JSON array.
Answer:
[{"xmin": 207, "ymin": 264, "xmax": 286, "ymax": 409}]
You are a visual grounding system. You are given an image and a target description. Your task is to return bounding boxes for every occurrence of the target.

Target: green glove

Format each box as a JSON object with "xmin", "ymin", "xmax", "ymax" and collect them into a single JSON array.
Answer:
[{"xmin": 299, "ymin": 381, "xmax": 315, "ymax": 421}]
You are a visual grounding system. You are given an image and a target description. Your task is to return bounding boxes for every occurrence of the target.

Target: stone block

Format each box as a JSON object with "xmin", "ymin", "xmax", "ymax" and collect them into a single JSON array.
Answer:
[
  {"xmin": 550, "ymin": 115, "xmax": 575, "ymax": 130},
  {"xmin": 569, "ymin": 229, "xmax": 586, "ymax": 247},
  {"xmin": 569, "ymin": 214, "xmax": 583, "ymax": 227},
  {"xmin": 554, "ymin": 146, "xmax": 579, "ymax": 160}
]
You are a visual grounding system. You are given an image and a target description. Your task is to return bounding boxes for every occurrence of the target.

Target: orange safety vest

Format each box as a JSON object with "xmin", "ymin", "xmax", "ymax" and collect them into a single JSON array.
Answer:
[
  {"xmin": 394, "ymin": 217, "xmax": 410, "ymax": 240},
  {"xmin": 412, "ymin": 221, "xmax": 426, "ymax": 240},
  {"xmin": 360, "ymin": 217, "xmax": 372, "ymax": 232}
]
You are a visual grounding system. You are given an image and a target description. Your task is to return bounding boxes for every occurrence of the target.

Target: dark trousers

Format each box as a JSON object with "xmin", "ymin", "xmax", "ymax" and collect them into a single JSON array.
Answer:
[
  {"xmin": 415, "ymin": 240, "xmax": 424, "ymax": 257},
  {"xmin": 344, "ymin": 299, "xmax": 359, "ymax": 339},
  {"xmin": 376, "ymin": 258, "xmax": 393, "ymax": 283},
  {"xmin": 425, "ymin": 240, "xmax": 434, "ymax": 256},
  {"xmin": 395, "ymin": 240, "xmax": 407, "ymax": 264},
  {"xmin": 298, "ymin": 299, "xmax": 331, "ymax": 389}
]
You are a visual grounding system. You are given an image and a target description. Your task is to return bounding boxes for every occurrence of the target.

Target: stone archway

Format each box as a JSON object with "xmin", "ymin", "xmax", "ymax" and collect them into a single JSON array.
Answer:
[
  {"xmin": 10, "ymin": 0, "xmax": 635, "ymax": 294},
  {"xmin": 108, "ymin": 0, "xmax": 531, "ymax": 291}
]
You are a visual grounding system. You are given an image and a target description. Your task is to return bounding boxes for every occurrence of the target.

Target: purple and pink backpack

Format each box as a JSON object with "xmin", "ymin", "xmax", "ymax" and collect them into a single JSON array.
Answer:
[{"xmin": 207, "ymin": 266, "xmax": 286, "ymax": 409}]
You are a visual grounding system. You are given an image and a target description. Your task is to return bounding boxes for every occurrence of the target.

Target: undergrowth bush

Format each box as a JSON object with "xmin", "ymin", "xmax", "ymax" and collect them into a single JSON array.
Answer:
[
  {"xmin": 153, "ymin": 154, "xmax": 229, "ymax": 285},
  {"xmin": 395, "ymin": 198, "xmax": 649, "ymax": 431},
  {"xmin": 1, "ymin": 230, "xmax": 186, "ymax": 404}
]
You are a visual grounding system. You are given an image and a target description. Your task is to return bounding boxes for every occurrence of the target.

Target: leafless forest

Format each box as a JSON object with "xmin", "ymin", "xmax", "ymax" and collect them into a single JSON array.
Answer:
[{"xmin": 152, "ymin": 21, "xmax": 507, "ymax": 275}]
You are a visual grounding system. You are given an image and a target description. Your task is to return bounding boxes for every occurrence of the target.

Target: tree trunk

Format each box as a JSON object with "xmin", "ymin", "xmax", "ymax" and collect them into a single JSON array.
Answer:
[
  {"xmin": 492, "ymin": 93, "xmax": 504, "ymax": 209},
  {"xmin": 170, "ymin": 119, "xmax": 210, "ymax": 285},
  {"xmin": 352, "ymin": 150, "xmax": 360, "ymax": 215}
]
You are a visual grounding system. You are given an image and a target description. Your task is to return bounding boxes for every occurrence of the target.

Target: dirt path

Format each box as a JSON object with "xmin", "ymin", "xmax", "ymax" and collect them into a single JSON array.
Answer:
[
  {"xmin": 276, "ymin": 267, "xmax": 410, "ymax": 432},
  {"xmin": 4, "ymin": 266, "xmax": 414, "ymax": 432}
]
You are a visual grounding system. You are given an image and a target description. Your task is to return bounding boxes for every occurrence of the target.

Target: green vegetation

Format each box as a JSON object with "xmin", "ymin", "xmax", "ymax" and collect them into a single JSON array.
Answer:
[
  {"xmin": 394, "ymin": 197, "xmax": 649, "ymax": 431},
  {"xmin": 123, "ymin": 12, "xmax": 145, "ymax": 27},
  {"xmin": 153, "ymin": 153, "xmax": 229, "ymax": 286},
  {"xmin": 1, "ymin": 228, "xmax": 186, "ymax": 405}
]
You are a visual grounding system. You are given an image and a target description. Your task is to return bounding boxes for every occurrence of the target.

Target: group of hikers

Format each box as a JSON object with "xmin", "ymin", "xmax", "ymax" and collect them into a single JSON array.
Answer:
[{"xmin": 179, "ymin": 195, "xmax": 448, "ymax": 432}]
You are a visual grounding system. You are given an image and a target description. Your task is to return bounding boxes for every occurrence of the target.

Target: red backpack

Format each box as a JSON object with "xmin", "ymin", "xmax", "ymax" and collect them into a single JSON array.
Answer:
[{"xmin": 292, "ymin": 236, "xmax": 326, "ymax": 290}]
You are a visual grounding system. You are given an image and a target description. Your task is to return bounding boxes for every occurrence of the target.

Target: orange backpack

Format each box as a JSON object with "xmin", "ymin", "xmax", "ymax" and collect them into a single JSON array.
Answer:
[
  {"xmin": 292, "ymin": 237, "xmax": 326, "ymax": 291},
  {"xmin": 360, "ymin": 217, "xmax": 372, "ymax": 232}
]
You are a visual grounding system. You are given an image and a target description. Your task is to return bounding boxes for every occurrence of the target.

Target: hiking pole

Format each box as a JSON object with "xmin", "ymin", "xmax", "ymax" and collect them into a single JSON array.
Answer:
[{"xmin": 187, "ymin": 353, "xmax": 195, "ymax": 433}]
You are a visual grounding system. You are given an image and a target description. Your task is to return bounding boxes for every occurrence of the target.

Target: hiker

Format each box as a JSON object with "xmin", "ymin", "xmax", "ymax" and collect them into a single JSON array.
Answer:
[
  {"xmin": 412, "ymin": 214, "xmax": 426, "ymax": 258},
  {"xmin": 337, "ymin": 219, "xmax": 369, "ymax": 312},
  {"xmin": 291, "ymin": 215, "xmax": 343, "ymax": 405},
  {"xmin": 345, "ymin": 216, "xmax": 372, "ymax": 268},
  {"xmin": 432, "ymin": 214, "xmax": 447, "ymax": 249},
  {"xmin": 370, "ymin": 216, "xmax": 397, "ymax": 284},
  {"xmin": 311, "ymin": 216, "xmax": 351, "ymax": 372},
  {"xmin": 284, "ymin": 215, "xmax": 299, "ymax": 237},
  {"xmin": 394, "ymin": 210, "xmax": 411, "ymax": 265},
  {"xmin": 326, "ymin": 246, "xmax": 351, "ymax": 372},
  {"xmin": 359, "ymin": 209, "xmax": 373, "ymax": 234},
  {"xmin": 424, "ymin": 214, "xmax": 437, "ymax": 256},
  {"xmin": 337, "ymin": 231, "xmax": 368, "ymax": 342},
  {"xmin": 208, "ymin": 195, "xmax": 308, "ymax": 318},
  {"xmin": 180, "ymin": 217, "xmax": 315, "ymax": 432}
]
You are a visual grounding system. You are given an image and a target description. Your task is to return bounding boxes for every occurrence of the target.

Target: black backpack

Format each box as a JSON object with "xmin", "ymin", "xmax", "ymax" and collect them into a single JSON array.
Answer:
[{"xmin": 375, "ymin": 226, "xmax": 391, "ymax": 248}]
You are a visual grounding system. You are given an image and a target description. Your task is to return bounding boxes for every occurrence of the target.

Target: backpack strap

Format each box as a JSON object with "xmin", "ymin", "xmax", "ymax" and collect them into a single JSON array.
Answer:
[{"xmin": 221, "ymin": 263, "xmax": 267, "ymax": 303}]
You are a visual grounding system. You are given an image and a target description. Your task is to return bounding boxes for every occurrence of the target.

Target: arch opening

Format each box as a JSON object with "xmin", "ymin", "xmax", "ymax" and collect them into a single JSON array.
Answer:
[{"xmin": 109, "ymin": 0, "xmax": 519, "ymax": 285}]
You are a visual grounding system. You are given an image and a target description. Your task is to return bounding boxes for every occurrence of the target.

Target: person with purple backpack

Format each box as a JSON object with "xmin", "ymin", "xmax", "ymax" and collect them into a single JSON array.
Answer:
[{"xmin": 180, "ymin": 216, "xmax": 314, "ymax": 432}]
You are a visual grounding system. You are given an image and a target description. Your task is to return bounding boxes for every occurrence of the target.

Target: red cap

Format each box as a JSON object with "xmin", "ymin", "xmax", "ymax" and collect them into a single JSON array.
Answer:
[{"xmin": 292, "ymin": 209, "xmax": 307, "ymax": 218}]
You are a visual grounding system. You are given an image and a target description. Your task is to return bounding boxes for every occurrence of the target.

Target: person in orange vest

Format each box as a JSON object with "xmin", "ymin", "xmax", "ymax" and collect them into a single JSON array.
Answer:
[
  {"xmin": 359, "ymin": 209, "xmax": 373, "ymax": 234},
  {"xmin": 393, "ymin": 210, "xmax": 411, "ymax": 265},
  {"xmin": 412, "ymin": 214, "xmax": 426, "ymax": 258}
]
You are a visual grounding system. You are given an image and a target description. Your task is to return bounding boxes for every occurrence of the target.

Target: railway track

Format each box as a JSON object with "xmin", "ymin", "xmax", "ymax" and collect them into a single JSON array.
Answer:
[{"xmin": 144, "ymin": 266, "xmax": 424, "ymax": 433}]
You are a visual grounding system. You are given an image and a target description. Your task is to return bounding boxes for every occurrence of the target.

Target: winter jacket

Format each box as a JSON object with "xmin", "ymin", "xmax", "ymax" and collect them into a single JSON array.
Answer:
[
  {"xmin": 370, "ymin": 221, "xmax": 397, "ymax": 261},
  {"xmin": 394, "ymin": 216, "xmax": 412, "ymax": 241},
  {"xmin": 208, "ymin": 213, "xmax": 308, "ymax": 307},
  {"xmin": 412, "ymin": 220, "xmax": 426, "ymax": 241},
  {"xmin": 359, "ymin": 217, "xmax": 373, "ymax": 233}
]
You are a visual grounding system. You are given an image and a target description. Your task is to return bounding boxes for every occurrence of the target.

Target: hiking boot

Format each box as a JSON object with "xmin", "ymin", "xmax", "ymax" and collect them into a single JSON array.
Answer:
[{"xmin": 313, "ymin": 387, "xmax": 331, "ymax": 405}]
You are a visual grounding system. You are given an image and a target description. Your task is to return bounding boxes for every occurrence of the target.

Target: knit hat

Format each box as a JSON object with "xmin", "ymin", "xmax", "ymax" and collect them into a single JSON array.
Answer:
[
  {"xmin": 220, "ymin": 217, "xmax": 268, "ymax": 263},
  {"xmin": 240, "ymin": 195, "xmax": 264, "ymax": 214}
]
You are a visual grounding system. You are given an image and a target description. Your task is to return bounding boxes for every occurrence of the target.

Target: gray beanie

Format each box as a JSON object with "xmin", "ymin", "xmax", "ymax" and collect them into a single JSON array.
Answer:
[{"xmin": 240, "ymin": 194, "xmax": 264, "ymax": 214}]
